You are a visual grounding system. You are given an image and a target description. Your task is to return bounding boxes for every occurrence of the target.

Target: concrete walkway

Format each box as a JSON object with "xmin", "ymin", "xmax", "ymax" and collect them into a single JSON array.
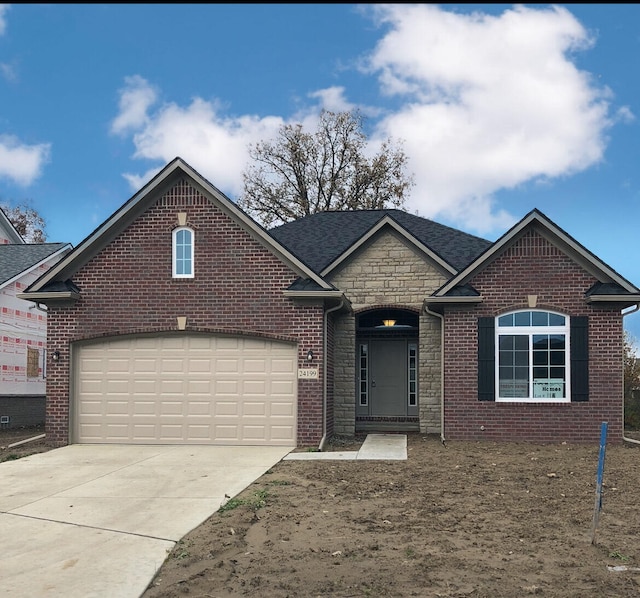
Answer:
[
  {"xmin": 1, "ymin": 444, "xmax": 291, "ymax": 598},
  {"xmin": 284, "ymin": 433, "xmax": 408, "ymax": 461}
]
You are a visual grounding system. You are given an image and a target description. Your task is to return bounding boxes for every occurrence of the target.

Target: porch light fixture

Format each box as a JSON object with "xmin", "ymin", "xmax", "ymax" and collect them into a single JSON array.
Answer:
[
  {"xmin": 306, "ymin": 349, "xmax": 314, "ymax": 362},
  {"xmin": 382, "ymin": 319, "xmax": 396, "ymax": 327},
  {"xmin": 52, "ymin": 350, "xmax": 60, "ymax": 362}
]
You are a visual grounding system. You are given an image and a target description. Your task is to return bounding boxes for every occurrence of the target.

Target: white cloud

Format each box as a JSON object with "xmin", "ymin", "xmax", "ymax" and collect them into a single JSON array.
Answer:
[
  {"xmin": 0, "ymin": 6, "xmax": 14, "ymax": 83},
  {"xmin": 364, "ymin": 4, "xmax": 616, "ymax": 234},
  {"xmin": 110, "ymin": 75, "xmax": 158, "ymax": 136},
  {"xmin": 0, "ymin": 135, "xmax": 50, "ymax": 186},
  {"xmin": 0, "ymin": 4, "xmax": 9, "ymax": 36},
  {"xmin": 112, "ymin": 79, "xmax": 356, "ymax": 198},
  {"xmin": 113, "ymin": 5, "xmax": 620, "ymax": 235},
  {"xmin": 0, "ymin": 5, "xmax": 50, "ymax": 186},
  {"xmin": 0, "ymin": 62, "xmax": 16, "ymax": 82},
  {"xmin": 307, "ymin": 87, "xmax": 355, "ymax": 113}
]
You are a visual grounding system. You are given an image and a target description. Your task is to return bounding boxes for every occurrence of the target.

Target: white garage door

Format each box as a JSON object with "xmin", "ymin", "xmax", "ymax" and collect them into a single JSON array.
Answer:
[{"xmin": 74, "ymin": 335, "xmax": 297, "ymax": 445}]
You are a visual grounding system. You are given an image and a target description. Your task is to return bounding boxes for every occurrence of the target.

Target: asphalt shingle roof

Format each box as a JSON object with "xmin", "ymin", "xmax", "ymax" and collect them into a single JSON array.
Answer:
[
  {"xmin": 0, "ymin": 243, "xmax": 69, "ymax": 286},
  {"xmin": 269, "ymin": 209, "xmax": 492, "ymax": 274}
]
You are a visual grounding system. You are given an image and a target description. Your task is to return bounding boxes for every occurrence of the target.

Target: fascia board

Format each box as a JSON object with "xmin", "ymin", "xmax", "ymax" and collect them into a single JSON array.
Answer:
[
  {"xmin": 423, "ymin": 295, "xmax": 483, "ymax": 304},
  {"xmin": 586, "ymin": 295, "xmax": 640, "ymax": 304},
  {"xmin": 320, "ymin": 216, "xmax": 457, "ymax": 278},
  {"xmin": 283, "ymin": 290, "xmax": 345, "ymax": 299},
  {"xmin": 17, "ymin": 291, "xmax": 80, "ymax": 302}
]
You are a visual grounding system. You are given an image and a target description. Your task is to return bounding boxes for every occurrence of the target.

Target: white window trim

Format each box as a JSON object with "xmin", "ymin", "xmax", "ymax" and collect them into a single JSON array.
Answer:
[
  {"xmin": 172, "ymin": 226, "xmax": 194, "ymax": 279},
  {"xmin": 495, "ymin": 310, "xmax": 571, "ymax": 403}
]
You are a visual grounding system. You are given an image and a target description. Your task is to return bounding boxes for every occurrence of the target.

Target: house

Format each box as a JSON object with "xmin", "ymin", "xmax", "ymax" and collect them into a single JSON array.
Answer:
[
  {"xmin": 19, "ymin": 158, "xmax": 640, "ymax": 447},
  {"xmin": 0, "ymin": 208, "xmax": 72, "ymax": 427}
]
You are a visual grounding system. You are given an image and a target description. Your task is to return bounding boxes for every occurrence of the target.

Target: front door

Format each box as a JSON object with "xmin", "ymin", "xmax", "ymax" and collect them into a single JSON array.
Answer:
[{"xmin": 369, "ymin": 339, "xmax": 407, "ymax": 416}]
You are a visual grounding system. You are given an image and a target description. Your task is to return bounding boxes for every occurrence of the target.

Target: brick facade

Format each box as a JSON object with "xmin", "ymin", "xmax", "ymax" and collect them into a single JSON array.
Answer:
[
  {"xmin": 443, "ymin": 229, "xmax": 624, "ymax": 443},
  {"xmin": 35, "ymin": 164, "xmax": 634, "ymax": 448},
  {"xmin": 45, "ymin": 179, "xmax": 325, "ymax": 447},
  {"xmin": 328, "ymin": 229, "xmax": 448, "ymax": 435}
]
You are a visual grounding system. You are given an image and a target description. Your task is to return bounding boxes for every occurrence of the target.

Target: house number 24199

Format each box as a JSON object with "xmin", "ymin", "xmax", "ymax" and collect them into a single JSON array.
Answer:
[{"xmin": 298, "ymin": 368, "xmax": 319, "ymax": 379}]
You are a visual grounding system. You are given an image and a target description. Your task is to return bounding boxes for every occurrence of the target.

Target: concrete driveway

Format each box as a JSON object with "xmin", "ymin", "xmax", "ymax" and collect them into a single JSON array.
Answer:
[{"xmin": 0, "ymin": 444, "xmax": 292, "ymax": 598}]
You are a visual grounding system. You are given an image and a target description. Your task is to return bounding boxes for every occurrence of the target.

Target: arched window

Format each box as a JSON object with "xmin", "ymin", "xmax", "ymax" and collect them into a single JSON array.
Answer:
[
  {"xmin": 172, "ymin": 227, "xmax": 194, "ymax": 278},
  {"xmin": 496, "ymin": 310, "xmax": 570, "ymax": 402}
]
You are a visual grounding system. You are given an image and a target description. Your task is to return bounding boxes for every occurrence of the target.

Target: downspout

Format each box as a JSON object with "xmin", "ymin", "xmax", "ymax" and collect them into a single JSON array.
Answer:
[
  {"xmin": 424, "ymin": 302, "xmax": 446, "ymax": 445},
  {"xmin": 622, "ymin": 303, "xmax": 640, "ymax": 446},
  {"xmin": 318, "ymin": 299, "xmax": 345, "ymax": 452},
  {"xmin": 29, "ymin": 302, "xmax": 48, "ymax": 313}
]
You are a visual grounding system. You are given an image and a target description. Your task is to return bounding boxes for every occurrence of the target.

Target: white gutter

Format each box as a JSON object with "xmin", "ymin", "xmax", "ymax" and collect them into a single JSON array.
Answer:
[
  {"xmin": 318, "ymin": 300, "xmax": 345, "ymax": 451},
  {"xmin": 424, "ymin": 302, "xmax": 446, "ymax": 445},
  {"xmin": 622, "ymin": 303, "xmax": 640, "ymax": 445}
]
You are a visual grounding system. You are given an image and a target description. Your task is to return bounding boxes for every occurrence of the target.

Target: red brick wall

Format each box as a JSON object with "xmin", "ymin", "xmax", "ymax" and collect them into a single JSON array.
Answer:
[
  {"xmin": 443, "ymin": 229, "xmax": 624, "ymax": 443},
  {"xmin": 45, "ymin": 179, "xmax": 325, "ymax": 447}
]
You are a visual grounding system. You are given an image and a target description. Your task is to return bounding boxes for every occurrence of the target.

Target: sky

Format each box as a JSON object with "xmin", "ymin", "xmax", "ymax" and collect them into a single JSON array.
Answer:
[{"xmin": 2, "ymin": 3, "xmax": 640, "ymax": 337}]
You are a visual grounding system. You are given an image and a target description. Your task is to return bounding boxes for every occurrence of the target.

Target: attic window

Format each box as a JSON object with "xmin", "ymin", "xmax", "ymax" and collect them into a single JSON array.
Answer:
[{"xmin": 173, "ymin": 227, "xmax": 194, "ymax": 278}]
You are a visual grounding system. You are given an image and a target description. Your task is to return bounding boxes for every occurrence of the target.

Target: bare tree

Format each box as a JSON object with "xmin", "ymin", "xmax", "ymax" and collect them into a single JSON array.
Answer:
[
  {"xmin": 1, "ymin": 200, "xmax": 47, "ymax": 243},
  {"xmin": 239, "ymin": 110, "xmax": 414, "ymax": 227}
]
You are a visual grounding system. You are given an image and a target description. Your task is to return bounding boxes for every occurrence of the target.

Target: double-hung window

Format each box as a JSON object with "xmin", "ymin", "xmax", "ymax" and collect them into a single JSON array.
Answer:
[
  {"xmin": 496, "ymin": 310, "xmax": 570, "ymax": 402},
  {"xmin": 173, "ymin": 227, "xmax": 194, "ymax": 278}
]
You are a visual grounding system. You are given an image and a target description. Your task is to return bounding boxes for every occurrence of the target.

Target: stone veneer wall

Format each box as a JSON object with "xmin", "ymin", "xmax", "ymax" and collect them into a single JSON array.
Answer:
[{"xmin": 328, "ymin": 229, "xmax": 448, "ymax": 436}]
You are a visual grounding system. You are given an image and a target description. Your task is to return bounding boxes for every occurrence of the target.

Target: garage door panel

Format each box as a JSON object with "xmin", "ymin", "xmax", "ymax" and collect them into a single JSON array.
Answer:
[
  {"xmin": 242, "ymin": 401, "xmax": 267, "ymax": 416},
  {"xmin": 215, "ymin": 380, "xmax": 238, "ymax": 394},
  {"xmin": 215, "ymin": 401, "xmax": 239, "ymax": 416},
  {"xmin": 215, "ymin": 359, "xmax": 239, "ymax": 373},
  {"xmin": 214, "ymin": 425, "xmax": 239, "ymax": 439},
  {"xmin": 243, "ymin": 380, "xmax": 266, "ymax": 395},
  {"xmin": 133, "ymin": 380, "xmax": 157, "ymax": 394},
  {"xmin": 75, "ymin": 335, "xmax": 297, "ymax": 445},
  {"xmin": 133, "ymin": 358, "xmax": 158, "ymax": 373},
  {"xmin": 188, "ymin": 380, "xmax": 212, "ymax": 394},
  {"xmin": 133, "ymin": 401, "xmax": 156, "ymax": 415},
  {"xmin": 187, "ymin": 401, "xmax": 211, "ymax": 416},
  {"xmin": 271, "ymin": 358, "xmax": 295, "ymax": 373},
  {"xmin": 271, "ymin": 401, "xmax": 295, "ymax": 417}
]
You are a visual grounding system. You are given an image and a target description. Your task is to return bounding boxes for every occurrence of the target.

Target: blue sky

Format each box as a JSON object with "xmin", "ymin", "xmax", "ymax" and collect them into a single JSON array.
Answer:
[{"xmin": 2, "ymin": 3, "xmax": 640, "ymax": 337}]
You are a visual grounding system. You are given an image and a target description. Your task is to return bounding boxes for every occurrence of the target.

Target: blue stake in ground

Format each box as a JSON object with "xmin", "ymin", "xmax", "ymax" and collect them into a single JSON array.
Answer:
[{"xmin": 590, "ymin": 421, "xmax": 608, "ymax": 544}]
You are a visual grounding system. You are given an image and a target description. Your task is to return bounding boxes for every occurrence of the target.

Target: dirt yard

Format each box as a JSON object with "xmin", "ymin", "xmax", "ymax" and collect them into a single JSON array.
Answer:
[
  {"xmin": 3, "ymin": 428, "xmax": 640, "ymax": 597},
  {"xmin": 139, "ymin": 433, "xmax": 640, "ymax": 598},
  {"xmin": 0, "ymin": 424, "xmax": 48, "ymax": 462}
]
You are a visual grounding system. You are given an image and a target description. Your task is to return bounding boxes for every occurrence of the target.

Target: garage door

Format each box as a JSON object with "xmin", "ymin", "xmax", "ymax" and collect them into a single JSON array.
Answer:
[{"xmin": 74, "ymin": 335, "xmax": 297, "ymax": 445}]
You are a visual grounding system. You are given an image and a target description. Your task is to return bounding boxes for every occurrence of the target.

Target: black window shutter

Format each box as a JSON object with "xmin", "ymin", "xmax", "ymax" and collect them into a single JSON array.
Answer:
[
  {"xmin": 570, "ymin": 316, "xmax": 589, "ymax": 402},
  {"xmin": 478, "ymin": 317, "xmax": 495, "ymax": 401}
]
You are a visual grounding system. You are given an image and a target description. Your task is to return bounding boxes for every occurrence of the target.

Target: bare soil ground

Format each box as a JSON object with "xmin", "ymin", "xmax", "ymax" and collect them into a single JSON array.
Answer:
[
  {"xmin": 141, "ymin": 434, "xmax": 640, "ymax": 598},
  {"xmin": 0, "ymin": 424, "xmax": 48, "ymax": 462},
  {"xmin": 3, "ymin": 428, "xmax": 640, "ymax": 597}
]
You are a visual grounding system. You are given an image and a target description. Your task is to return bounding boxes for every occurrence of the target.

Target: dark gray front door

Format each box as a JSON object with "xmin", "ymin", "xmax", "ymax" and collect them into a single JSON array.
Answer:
[{"xmin": 369, "ymin": 339, "xmax": 407, "ymax": 416}]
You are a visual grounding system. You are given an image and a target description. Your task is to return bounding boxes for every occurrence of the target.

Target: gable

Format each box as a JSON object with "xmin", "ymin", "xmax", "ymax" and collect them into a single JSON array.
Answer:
[
  {"xmin": 468, "ymin": 229, "xmax": 599, "ymax": 311},
  {"xmin": 72, "ymin": 178, "xmax": 305, "ymax": 301},
  {"xmin": 329, "ymin": 228, "xmax": 450, "ymax": 309},
  {"xmin": 427, "ymin": 209, "xmax": 640, "ymax": 308},
  {"xmin": 20, "ymin": 158, "xmax": 334, "ymax": 303}
]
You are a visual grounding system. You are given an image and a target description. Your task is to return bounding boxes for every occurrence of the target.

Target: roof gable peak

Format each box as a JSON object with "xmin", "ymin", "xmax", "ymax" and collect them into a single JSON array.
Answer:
[{"xmin": 434, "ymin": 208, "xmax": 640, "ymax": 297}]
